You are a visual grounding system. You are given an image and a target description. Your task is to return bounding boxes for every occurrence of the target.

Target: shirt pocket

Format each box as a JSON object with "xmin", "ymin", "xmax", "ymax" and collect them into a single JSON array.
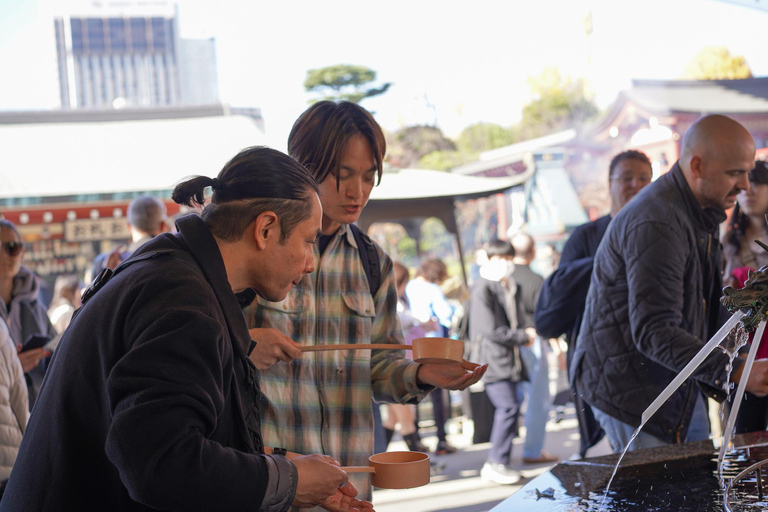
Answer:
[
  {"xmin": 255, "ymin": 292, "xmax": 307, "ymax": 342},
  {"xmin": 341, "ymin": 292, "xmax": 376, "ymax": 360}
]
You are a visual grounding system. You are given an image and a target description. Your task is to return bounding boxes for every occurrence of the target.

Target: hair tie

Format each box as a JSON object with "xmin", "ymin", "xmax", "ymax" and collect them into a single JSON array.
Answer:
[{"xmin": 210, "ymin": 177, "xmax": 221, "ymax": 191}]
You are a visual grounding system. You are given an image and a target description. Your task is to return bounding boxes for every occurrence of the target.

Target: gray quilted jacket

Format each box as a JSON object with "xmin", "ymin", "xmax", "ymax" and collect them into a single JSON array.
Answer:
[{"xmin": 572, "ymin": 162, "xmax": 732, "ymax": 444}]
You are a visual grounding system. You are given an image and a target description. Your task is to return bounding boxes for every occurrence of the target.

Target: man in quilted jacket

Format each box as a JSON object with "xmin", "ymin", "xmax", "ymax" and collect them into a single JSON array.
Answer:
[{"xmin": 572, "ymin": 114, "xmax": 768, "ymax": 453}]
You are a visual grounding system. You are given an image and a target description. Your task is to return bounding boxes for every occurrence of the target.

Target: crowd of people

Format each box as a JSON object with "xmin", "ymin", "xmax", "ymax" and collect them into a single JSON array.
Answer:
[{"xmin": 0, "ymin": 106, "xmax": 765, "ymax": 511}]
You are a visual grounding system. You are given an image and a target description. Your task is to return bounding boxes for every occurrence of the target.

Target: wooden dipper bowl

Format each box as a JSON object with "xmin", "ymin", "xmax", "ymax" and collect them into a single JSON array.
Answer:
[
  {"xmin": 343, "ymin": 451, "xmax": 430, "ymax": 489},
  {"xmin": 300, "ymin": 337, "xmax": 464, "ymax": 364}
]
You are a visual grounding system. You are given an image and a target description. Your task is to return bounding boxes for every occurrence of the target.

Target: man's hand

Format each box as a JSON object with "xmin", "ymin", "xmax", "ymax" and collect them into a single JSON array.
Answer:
[
  {"xmin": 291, "ymin": 454, "xmax": 349, "ymax": 508},
  {"xmin": 416, "ymin": 359, "xmax": 487, "ymax": 390},
  {"xmin": 735, "ymin": 358, "xmax": 768, "ymax": 397},
  {"xmin": 524, "ymin": 327, "xmax": 537, "ymax": 347},
  {"xmin": 16, "ymin": 345, "xmax": 50, "ymax": 373},
  {"xmin": 316, "ymin": 481, "xmax": 375, "ymax": 512},
  {"xmin": 248, "ymin": 328, "xmax": 303, "ymax": 370}
]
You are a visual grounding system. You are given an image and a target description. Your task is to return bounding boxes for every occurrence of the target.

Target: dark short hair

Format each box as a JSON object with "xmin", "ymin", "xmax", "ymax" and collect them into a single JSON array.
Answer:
[
  {"xmin": 172, "ymin": 146, "xmax": 318, "ymax": 243},
  {"xmin": 416, "ymin": 258, "xmax": 448, "ymax": 284},
  {"xmin": 0, "ymin": 220, "xmax": 21, "ymax": 241},
  {"xmin": 484, "ymin": 239, "xmax": 515, "ymax": 259},
  {"xmin": 608, "ymin": 149, "xmax": 652, "ymax": 183},
  {"xmin": 750, "ymin": 160, "xmax": 768, "ymax": 184},
  {"xmin": 393, "ymin": 261, "xmax": 410, "ymax": 289},
  {"xmin": 288, "ymin": 101, "xmax": 386, "ymax": 186}
]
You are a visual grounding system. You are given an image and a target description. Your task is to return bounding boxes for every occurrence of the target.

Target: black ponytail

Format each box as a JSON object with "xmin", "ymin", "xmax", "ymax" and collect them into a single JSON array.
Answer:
[{"xmin": 172, "ymin": 146, "xmax": 318, "ymax": 242}]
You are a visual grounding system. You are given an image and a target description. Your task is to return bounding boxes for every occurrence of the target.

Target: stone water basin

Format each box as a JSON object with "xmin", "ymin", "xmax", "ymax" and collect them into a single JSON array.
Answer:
[{"xmin": 492, "ymin": 431, "xmax": 768, "ymax": 511}]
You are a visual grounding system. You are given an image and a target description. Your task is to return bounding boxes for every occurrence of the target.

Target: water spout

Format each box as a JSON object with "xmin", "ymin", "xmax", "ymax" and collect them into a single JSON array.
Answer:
[{"xmin": 718, "ymin": 319, "xmax": 767, "ymax": 478}]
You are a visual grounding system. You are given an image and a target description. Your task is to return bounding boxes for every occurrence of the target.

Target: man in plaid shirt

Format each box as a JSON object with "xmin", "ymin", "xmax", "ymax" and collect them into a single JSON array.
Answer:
[{"xmin": 244, "ymin": 101, "xmax": 486, "ymax": 508}]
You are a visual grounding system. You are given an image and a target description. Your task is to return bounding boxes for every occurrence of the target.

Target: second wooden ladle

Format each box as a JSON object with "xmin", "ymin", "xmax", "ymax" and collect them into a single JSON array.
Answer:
[{"xmin": 299, "ymin": 337, "xmax": 464, "ymax": 363}]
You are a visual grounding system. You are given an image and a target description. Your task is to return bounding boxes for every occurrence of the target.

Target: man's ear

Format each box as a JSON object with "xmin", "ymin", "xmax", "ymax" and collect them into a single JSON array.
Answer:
[
  {"xmin": 253, "ymin": 211, "xmax": 279, "ymax": 250},
  {"xmin": 689, "ymin": 155, "xmax": 704, "ymax": 180}
]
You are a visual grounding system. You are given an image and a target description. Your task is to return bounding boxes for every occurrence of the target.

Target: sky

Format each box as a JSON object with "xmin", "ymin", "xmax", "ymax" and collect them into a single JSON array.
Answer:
[{"xmin": 1, "ymin": 0, "xmax": 768, "ymax": 149}]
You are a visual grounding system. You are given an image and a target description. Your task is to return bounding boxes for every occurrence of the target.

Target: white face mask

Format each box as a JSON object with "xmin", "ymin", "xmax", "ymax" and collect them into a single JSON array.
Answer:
[{"xmin": 480, "ymin": 258, "xmax": 514, "ymax": 282}]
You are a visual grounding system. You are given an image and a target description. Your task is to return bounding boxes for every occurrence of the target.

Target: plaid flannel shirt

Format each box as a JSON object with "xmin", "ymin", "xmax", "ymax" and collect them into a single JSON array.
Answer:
[{"xmin": 244, "ymin": 224, "xmax": 431, "ymax": 503}]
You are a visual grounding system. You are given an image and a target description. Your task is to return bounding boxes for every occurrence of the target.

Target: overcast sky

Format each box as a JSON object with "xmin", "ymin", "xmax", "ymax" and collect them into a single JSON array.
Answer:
[{"xmin": 1, "ymin": 0, "xmax": 767, "ymax": 149}]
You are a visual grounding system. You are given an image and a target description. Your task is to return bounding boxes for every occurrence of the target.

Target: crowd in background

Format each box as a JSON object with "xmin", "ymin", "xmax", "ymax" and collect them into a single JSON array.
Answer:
[{"xmin": 0, "ymin": 109, "xmax": 767, "ymax": 510}]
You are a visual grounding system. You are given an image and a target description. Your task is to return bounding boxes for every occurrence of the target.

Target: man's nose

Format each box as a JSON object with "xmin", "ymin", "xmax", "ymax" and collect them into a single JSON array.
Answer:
[
  {"xmin": 739, "ymin": 174, "xmax": 751, "ymax": 192},
  {"xmin": 305, "ymin": 252, "xmax": 316, "ymax": 275},
  {"xmin": 346, "ymin": 177, "xmax": 362, "ymax": 199}
]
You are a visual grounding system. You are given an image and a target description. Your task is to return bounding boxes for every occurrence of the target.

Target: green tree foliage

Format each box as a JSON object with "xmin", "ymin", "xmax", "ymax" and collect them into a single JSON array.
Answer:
[
  {"xmin": 456, "ymin": 122, "xmax": 516, "ymax": 154},
  {"xmin": 419, "ymin": 150, "xmax": 469, "ymax": 171},
  {"xmin": 520, "ymin": 67, "xmax": 598, "ymax": 138},
  {"xmin": 683, "ymin": 46, "xmax": 753, "ymax": 80},
  {"xmin": 387, "ymin": 125, "xmax": 456, "ymax": 169},
  {"xmin": 304, "ymin": 64, "xmax": 392, "ymax": 104}
]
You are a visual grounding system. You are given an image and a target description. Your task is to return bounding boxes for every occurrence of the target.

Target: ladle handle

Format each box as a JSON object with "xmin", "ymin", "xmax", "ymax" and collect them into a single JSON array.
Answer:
[
  {"xmin": 341, "ymin": 466, "xmax": 376, "ymax": 473},
  {"xmin": 300, "ymin": 344, "xmax": 411, "ymax": 352}
]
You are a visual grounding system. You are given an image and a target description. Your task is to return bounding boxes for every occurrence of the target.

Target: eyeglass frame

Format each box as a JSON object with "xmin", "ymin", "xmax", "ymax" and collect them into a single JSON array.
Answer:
[
  {"xmin": 0, "ymin": 241, "xmax": 23, "ymax": 257},
  {"xmin": 609, "ymin": 173, "xmax": 652, "ymax": 185}
]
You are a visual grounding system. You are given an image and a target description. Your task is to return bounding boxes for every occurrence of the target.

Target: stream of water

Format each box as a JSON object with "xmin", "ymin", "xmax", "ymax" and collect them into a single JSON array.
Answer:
[{"xmin": 598, "ymin": 311, "xmax": 746, "ymax": 511}]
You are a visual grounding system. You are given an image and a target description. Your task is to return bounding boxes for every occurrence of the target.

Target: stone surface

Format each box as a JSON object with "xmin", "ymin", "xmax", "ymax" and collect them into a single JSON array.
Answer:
[{"xmin": 491, "ymin": 432, "xmax": 768, "ymax": 511}]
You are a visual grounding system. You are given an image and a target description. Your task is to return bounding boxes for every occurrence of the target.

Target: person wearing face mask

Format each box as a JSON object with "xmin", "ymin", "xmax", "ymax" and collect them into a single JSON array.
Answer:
[
  {"xmin": 722, "ymin": 159, "xmax": 768, "ymax": 433},
  {"xmin": 468, "ymin": 239, "xmax": 535, "ymax": 485},
  {"xmin": 533, "ymin": 149, "xmax": 653, "ymax": 458}
]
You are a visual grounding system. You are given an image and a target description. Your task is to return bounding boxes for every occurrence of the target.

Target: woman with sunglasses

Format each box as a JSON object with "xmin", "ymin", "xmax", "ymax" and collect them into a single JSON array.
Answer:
[{"xmin": 0, "ymin": 220, "xmax": 56, "ymax": 410}]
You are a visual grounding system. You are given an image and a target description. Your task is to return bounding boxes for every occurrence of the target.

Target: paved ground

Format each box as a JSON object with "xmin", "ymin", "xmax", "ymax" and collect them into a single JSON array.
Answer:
[{"xmin": 371, "ymin": 405, "xmax": 613, "ymax": 512}]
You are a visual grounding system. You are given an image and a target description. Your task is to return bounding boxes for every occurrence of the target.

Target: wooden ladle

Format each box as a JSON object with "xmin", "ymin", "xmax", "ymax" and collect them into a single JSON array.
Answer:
[
  {"xmin": 265, "ymin": 447, "xmax": 430, "ymax": 490},
  {"xmin": 299, "ymin": 337, "xmax": 464, "ymax": 363},
  {"xmin": 343, "ymin": 451, "xmax": 430, "ymax": 489}
]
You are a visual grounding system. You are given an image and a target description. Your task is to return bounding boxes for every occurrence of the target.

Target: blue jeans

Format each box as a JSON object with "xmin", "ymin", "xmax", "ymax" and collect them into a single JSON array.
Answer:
[
  {"xmin": 519, "ymin": 338, "xmax": 551, "ymax": 458},
  {"xmin": 484, "ymin": 380, "xmax": 522, "ymax": 465},
  {"xmin": 593, "ymin": 395, "xmax": 710, "ymax": 453}
]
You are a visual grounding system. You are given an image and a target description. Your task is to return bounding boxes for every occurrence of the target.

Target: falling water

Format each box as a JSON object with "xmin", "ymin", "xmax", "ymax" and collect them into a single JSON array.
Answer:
[
  {"xmin": 598, "ymin": 311, "xmax": 746, "ymax": 511},
  {"xmin": 719, "ymin": 325, "xmax": 750, "ymax": 425},
  {"xmin": 718, "ymin": 320, "xmax": 767, "ymax": 479}
]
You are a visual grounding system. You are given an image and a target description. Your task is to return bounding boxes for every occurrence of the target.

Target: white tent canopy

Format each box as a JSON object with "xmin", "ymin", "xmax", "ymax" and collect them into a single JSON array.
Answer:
[{"xmin": 0, "ymin": 114, "xmax": 268, "ymax": 199}]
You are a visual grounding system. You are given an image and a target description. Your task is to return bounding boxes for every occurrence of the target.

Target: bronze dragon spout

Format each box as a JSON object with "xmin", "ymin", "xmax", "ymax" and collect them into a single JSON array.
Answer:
[{"xmin": 721, "ymin": 239, "xmax": 768, "ymax": 331}]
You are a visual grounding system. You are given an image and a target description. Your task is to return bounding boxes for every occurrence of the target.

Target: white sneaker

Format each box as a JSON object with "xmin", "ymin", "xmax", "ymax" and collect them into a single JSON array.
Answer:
[{"xmin": 481, "ymin": 462, "xmax": 521, "ymax": 485}]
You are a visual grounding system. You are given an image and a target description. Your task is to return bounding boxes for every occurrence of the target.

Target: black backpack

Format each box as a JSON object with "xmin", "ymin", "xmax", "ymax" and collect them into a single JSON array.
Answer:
[{"xmin": 349, "ymin": 224, "xmax": 382, "ymax": 297}]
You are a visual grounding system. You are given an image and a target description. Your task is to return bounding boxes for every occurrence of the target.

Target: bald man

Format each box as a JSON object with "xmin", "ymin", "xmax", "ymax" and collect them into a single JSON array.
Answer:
[{"xmin": 572, "ymin": 115, "xmax": 768, "ymax": 453}]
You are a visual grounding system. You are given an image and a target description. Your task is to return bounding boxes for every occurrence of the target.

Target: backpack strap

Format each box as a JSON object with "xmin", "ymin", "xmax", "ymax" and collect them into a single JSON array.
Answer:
[
  {"xmin": 80, "ymin": 249, "xmax": 182, "ymax": 307},
  {"xmin": 349, "ymin": 224, "xmax": 381, "ymax": 297}
]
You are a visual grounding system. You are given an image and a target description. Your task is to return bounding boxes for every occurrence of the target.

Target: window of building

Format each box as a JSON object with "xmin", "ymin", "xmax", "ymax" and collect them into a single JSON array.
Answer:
[
  {"xmin": 130, "ymin": 18, "xmax": 148, "ymax": 52},
  {"xmin": 86, "ymin": 18, "xmax": 105, "ymax": 54},
  {"xmin": 109, "ymin": 18, "xmax": 127, "ymax": 53}
]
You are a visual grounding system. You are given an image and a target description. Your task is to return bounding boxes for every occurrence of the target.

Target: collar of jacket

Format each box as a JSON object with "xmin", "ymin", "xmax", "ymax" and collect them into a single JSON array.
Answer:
[
  {"xmin": 668, "ymin": 162, "xmax": 727, "ymax": 233},
  {"xmin": 174, "ymin": 214, "xmax": 253, "ymax": 360}
]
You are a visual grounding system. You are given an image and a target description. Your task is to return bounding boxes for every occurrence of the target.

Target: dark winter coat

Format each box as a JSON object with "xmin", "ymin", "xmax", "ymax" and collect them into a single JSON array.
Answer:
[
  {"xmin": 534, "ymin": 215, "xmax": 611, "ymax": 356},
  {"xmin": 571, "ymin": 163, "xmax": 732, "ymax": 444},
  {"xmin": 1, "ymin": 214, "xmax": 295, "ymax": 512},
  {"xmin": 468, "ymin": 276, "xmax": 529, "ymax": 384}
]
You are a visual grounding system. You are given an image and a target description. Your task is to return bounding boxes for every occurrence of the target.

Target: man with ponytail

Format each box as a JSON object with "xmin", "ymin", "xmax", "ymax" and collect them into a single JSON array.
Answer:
[
  {"xmin": 2, "ymin": 147, "xmax": 371, "ymax": 512},
  {"xmin": 244, "ymin": 101, "xmax": 487, "ymax": 504}
]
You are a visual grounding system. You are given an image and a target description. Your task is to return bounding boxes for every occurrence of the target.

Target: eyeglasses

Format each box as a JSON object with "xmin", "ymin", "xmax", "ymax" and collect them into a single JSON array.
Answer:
[
  {"xmin": 610, "ymin": 174, "xmax": 652, "ymax": 185},
  {"xmin": 1, "ymin": 242, "xmax": 23, "ymax": 257}
]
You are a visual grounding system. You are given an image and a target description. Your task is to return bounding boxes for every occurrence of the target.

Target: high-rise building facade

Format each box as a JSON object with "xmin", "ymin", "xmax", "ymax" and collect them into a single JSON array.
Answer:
[{"xmin": 54, "ymin": 1, "xmax": 218, "ymax": 109}]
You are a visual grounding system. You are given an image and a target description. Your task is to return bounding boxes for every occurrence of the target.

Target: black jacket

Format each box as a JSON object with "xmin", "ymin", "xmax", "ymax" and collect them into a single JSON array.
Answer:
[
  {"xmin": 1, "ymin": 215, "xmax": 295, "ymax": 512},
  {"xmin": 468, "ymin": 276, "xmax": 529, "ymax": 384},
  {"xmin": 510, "ymin": 263, "xmax": 543, "ymax": 330},
  {"xmin": 572, "ymin": 163, "xmax": 731, "ymax": 444},
  {"xmin": 534, "ymin": 215, "xmax": 611, "ymax": 367}
]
